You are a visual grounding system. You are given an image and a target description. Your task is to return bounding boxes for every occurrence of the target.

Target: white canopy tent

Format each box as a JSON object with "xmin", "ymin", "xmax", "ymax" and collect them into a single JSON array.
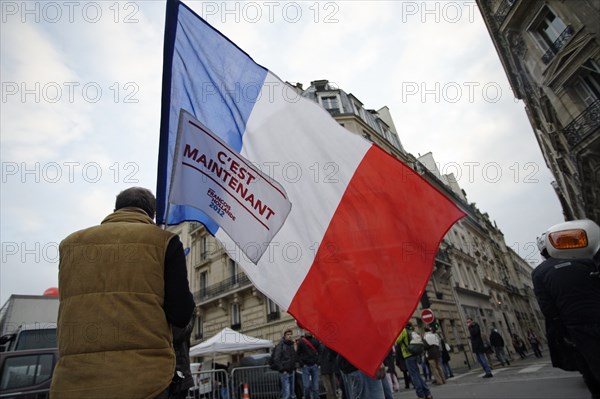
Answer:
[{"xmin": 189, "ymin": 327, "xmax": 273, "ymax": 357}]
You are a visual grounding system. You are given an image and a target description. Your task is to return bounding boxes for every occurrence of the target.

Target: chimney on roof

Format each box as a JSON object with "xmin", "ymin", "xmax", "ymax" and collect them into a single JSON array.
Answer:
[{"xmin": 312, "ymin": 80, "xmax": 329, "ymax": 91}]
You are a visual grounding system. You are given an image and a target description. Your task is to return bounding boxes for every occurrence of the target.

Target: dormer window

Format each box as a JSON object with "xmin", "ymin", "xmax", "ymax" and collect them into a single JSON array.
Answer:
[
  {"xmin": 319, "ymin": 94, "xmax": 342, "ymax": 114},
  {"xmin": 529, "ymin": 6, "xmax": 573, "ymax": 64}
]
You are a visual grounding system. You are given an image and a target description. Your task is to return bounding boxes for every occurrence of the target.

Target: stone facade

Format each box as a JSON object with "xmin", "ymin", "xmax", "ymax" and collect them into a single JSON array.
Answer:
[{"xmin": 476, "ymin": 0, "xmax": 600, "ymax": 224}]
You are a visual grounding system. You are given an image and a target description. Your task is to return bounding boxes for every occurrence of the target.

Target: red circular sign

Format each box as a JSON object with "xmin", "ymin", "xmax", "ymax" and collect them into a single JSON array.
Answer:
[
  {"xmin": 421, "ymin": 309, "xmax": 435, "ymax": 324},
  {"xmin": 43, "ymin": 287, "xmax": 58, "ymax": 296}
]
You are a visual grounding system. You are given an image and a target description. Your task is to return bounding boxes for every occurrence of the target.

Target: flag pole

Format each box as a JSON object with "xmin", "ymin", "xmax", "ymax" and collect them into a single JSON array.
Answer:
[
  {"xmin": 163, "ymin": 202, "xmax": 171, "ymax": 231},
  {"xmin": 163, "ymin": 109, "xmax": 185, "ymax": 231}
]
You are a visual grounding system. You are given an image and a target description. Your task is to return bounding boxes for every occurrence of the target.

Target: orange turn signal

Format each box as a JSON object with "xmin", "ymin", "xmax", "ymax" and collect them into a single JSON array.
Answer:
[{"xmin": 548, "ymin": 229, "xmax": 588, "ymax": 249}]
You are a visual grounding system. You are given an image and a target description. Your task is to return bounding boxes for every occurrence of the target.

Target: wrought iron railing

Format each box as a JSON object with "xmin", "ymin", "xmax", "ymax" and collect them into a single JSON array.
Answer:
[
  {"xmin": 435, "ymin": 248, "xmax": 451, "ymax": 265},
  {"xmin": 194, "ymin": 272, "xmax": 252, "ymax": 303},
  {"xmin": 563, "ymin": 98, "xmax": 600, "ymax": 148},
  {"xmin": 542, "ymin": 26, "xmax": 574, "ymax": 64},
  {"xmin": 494, "ymin": 0, "xmax": 516, "ymax": 25}
]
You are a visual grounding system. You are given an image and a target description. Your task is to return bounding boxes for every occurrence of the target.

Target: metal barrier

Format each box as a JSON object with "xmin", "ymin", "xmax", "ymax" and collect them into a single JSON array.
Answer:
[
  {"xmin": 188, "ymin": 369, "xmax": 230, "ymax": 399},
  {"xmin": 230, "ymin": 365, "xmax": 281, "ymax": 399}
]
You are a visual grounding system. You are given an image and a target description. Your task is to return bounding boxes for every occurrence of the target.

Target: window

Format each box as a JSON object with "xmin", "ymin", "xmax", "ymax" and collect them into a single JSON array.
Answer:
[
  {"xmin": 266, "ymin": 298, "xmax": 280, "ymax": 322},
  {"xmin": 231, "ymin": 303, "xmax": 241, "ymax": 330},
  {"xmin": 420, "ymin": 291, "xmax": 431, "ymax": 309},
  {"xmin": 0, "ymin": 354, "xmax": 54, "ymax": 390},
  {"xmin": 201, "ymin": 237, "xmax": 208, "ymax": 260},
  {"xmin": 353, "ymin": 102, "xmax": 365, "ymax": 120},
  {"xmin": 195, "ymin": 315, "xmax": 204, "ymax": 340},
  {"xmin": 229, "ymin": 258, "xmax": 239, "ymax": 285},
  {"xmin": 465, "ymin": 267, "xmax": 474, "ymax": 288},
  {"xmin": 320, "ymin": 95, "xmax": 341, "ymax": 114},
  {"xmin": 14, "ymin": 329, "xmax": 57, "ymax": 351},
  {"xmin": 570, "ymin": 60, "xmax": 600, "ymax": 106},
  {"xmin": 459, "ymin": 265, "xmax": 470, "ymax": 288},
  {"xmin": 536, "ymin": 8, "xmax": 567, "ymax": 47},
  {"xmin": 199, "ymin": 271, "xmax": 208, "ymax": 297},
  {"xmin": 530, "ymin": 7, "xmax": 573, "ymax": 63}
]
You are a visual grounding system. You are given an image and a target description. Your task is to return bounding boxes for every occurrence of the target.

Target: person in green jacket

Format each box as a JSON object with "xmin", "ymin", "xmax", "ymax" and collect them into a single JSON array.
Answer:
[{"xmin": 396, "ymin": 322, "xmax": 432, "ymax": 399}]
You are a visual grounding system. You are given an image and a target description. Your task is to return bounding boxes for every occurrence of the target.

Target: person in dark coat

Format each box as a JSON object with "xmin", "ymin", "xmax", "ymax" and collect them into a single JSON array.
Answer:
[
  {"xmin": 297, "ymin": 330, "xmax": 321, "ymax": 399},
  {"xmin": 383, "ymin": 348, "xmax": 399, "ymax": 392},
  {"xmin": 337, "ymin": 354, "xmax": 386, "ymax": 399},
  {"xmin": 319, "ymin": 344, "xmax": 339, "ymax": 399},
  {"xmin": 440, "ymin": 338, "xmax": 454, "ymax": 379},
  {"xmin": 467, "ymin": 318, "xmax": 493, "ymax": 378},
  {"xmin": 532, "ymin": 222, "xmax": 600, "ymax": 399},
  {"xmin": 170, "ymin": 317, "xmax": 195, "ymax": 399},
  {"xmin": 489, "ymin": 329, "xmax": 510, "ymax": 366},
  {"xmin": 512, "ymin": 334, "xmax": 527, "ymax": 359},
  {"xmin": 394, "ymin": 343, "xmax": 411, "ymax": 389},
  {"xmin": 271, "ymin": 329, "xmax": 298, "ymax": 399}
]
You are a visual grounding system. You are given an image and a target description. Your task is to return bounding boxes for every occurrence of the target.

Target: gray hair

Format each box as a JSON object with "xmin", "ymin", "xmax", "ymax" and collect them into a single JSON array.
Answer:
[{"xmin": 115, "ymin": 187, "xmax": 156, "ymax": 219}]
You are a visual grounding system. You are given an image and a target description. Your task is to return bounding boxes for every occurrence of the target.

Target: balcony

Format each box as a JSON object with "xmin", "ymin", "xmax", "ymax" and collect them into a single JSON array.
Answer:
[
  {"xmin": 563, "ymin": 99, "xmax": 600, "ymax": 148},
  {"xmin": 494, "ymin": 0, "xmax": 516, "ymax": 26},
  {"xmin": 435, "ymin": 248, "xmax": 451, "ymax": 265},
  {"xmin": 542, "ymin": 26, "xmax": 574, "ymax": 64},
  {"xmin": 194, "ymin": 272, "xmax": 252, "ymax": 303}
]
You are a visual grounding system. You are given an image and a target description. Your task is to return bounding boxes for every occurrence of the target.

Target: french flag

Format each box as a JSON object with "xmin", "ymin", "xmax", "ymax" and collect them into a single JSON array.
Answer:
[{"xmin": 157, "ymin": 0, "xmax": 465, "ymax": 376}]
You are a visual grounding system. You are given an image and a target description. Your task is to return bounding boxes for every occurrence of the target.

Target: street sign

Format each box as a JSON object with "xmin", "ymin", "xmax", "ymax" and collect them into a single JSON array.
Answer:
[{"xmin": 421, "ymin": 308, "xmax": 435, "ymax": 324}]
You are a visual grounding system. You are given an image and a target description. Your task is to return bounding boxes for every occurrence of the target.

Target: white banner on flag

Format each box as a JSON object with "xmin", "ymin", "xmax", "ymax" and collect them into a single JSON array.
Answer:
[{"xmin": 169, "ymin": 109, "xmax": 292, "ymax": 263}]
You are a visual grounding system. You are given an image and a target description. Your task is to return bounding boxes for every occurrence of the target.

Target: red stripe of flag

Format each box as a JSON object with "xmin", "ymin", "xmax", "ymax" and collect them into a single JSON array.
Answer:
[{"xmin": 288, "ymin": 145, "xmax": 465, "ymax": 376}]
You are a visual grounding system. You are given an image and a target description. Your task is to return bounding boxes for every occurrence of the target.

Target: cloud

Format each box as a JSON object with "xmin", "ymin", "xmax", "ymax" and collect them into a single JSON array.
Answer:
[
  {"xmin": 0, "ymin": 1, "xmax": 565, "ymax": 304},
  {"xmin": 1, "ymin": 21, "xmax": 92, "ymax": 162}
]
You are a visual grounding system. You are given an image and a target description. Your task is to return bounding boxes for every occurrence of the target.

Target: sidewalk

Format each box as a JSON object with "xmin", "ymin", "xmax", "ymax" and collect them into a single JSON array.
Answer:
[
  {"xmin": 391, "ymin": 352, "xmax": 547, "ymax": 398},
  {"xmin": 451, "ymin": 351, "xmax": 545, "ymax": 376}
]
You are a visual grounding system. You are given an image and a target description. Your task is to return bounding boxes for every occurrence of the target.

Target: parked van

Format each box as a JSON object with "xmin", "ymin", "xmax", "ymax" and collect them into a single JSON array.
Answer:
[
  {"xmin": 0, "ymin": 324, "xmax": 57, "ymax": 352},
  {"xmin": 0, "ymin": 348, "xmax": 59, "ymax": 398}
]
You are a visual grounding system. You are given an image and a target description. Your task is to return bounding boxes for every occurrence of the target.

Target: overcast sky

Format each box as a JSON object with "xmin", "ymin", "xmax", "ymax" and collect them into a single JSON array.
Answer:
[{"xmin": 0, "ymin": 1, "xmax": 565, "ymax": 305}]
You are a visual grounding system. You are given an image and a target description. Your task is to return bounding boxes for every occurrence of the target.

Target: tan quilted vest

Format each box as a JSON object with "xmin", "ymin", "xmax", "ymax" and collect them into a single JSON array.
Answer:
[{"xmin": 50, "ymin": 210, "xmax": 176, "ymax": 399}]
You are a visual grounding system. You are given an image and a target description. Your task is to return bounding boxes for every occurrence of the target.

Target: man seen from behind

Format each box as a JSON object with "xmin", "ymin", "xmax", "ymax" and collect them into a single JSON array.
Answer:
[
  {"xmin": 532, "ymin": 220, "xmax": 600, "ymax": 399},
  {"xmin": 466, "ymin": 317, "xmax": 493, "ymax": 378},
  {"xmin": 50, "ymin": 187, "xmax": 195, "ymax": 398}
]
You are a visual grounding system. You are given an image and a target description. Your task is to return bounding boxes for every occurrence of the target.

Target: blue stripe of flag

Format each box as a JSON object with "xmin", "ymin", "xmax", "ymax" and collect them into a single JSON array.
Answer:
[{"xmin": 157, "ymin": 0, "xmax": 268, "ymax": 229}]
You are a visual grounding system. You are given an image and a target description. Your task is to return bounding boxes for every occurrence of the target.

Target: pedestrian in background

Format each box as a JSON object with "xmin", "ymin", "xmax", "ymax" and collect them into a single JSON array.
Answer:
[
  {"xmin": 297, "ymin": 329, "xmax": 321, "ymax": 399},
  {"xmin": 527, "ymin": 329, "xmax": 543, "ymax": 358},
  {"xmin": 423, "ymin": 327, "xmax": 445, "ymax": 385},
  {"xmin": 467, "ymin": 317, "xmax": 493, "ymax": 378},
  {"xmin": 337, "ymin": 355, "xmax": 386, "ymax": 399},
  {"xmin": 383, "ymin": 348, "xmax": 400, "ymax": 395},
  {"xmin": 489, "ymin": 328, "xmax": 510, "ymax": 366},
  {"xmin": 50, "ymin": 187, "xmax": 195, "ymax": 398},
  {"xmin": 512, "ymin": 334, "xmax": 527, "ymax": 359},
  {"xmin": 440, "ymin": 337, "xmax": 454, "ymax": 379},
  {"xmin": 271, "ymin": 329, "xmax": 298, "ymax": 399},
  {"xmin": 421, "ymin": 355, "xmax": 432, "ymax": 381},
  {"xmin": 319, "ymin": 344, "xmax": 339, "ymax": 399},
  {"xmin": 397, "ymin": 322, "xmax": 433, "ymax": 399},
  {"xmin": 170, "ymin": 317, "xmax": 196, "ymax": 399},
  {"xmin": 395, "ymin": 342, "xmax": 412, "ymax": 389}
]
